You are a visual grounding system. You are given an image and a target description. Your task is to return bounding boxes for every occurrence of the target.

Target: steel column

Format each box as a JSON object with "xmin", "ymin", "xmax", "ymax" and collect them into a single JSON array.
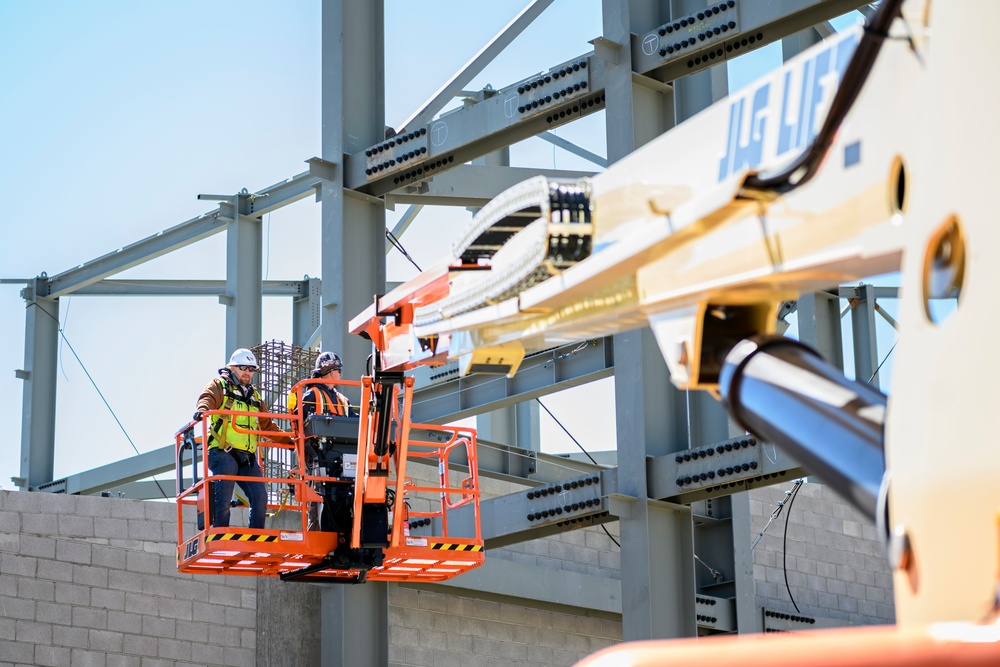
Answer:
[
  {"xmin": 850, "ymin": 284, "xmax": 880, "ymax": 388},
  {"xmin": 321, "ymin": 1, "xmax": 388, "ymax": 663},
  {"xmin": 225, "ymin": 206, "xmax": 263, "ymax": 355},
  {"xmin": 320, "ymin": 1, "xmax": 386, "ymax": 382},
  {"xmin": 782, "ymin": 25, "xmax": 823, "ymax": 62},
  {"xmin": 320, "ymin": 585, "xmax": 388, "ymax": 667},
  {"xmin": 17, "ymin": 279, "xmax": 59, "ymax": 489},
  {"xmin": 604, "ymin": 0, "xmax": 696, "ymax": 641},
  {"xmin": 797, "ymin": 291, "xmax": 845, "ymax": 369},
  {"xmin": 292, "ymin": 277, "xmax": 322, "ymax": 348}
]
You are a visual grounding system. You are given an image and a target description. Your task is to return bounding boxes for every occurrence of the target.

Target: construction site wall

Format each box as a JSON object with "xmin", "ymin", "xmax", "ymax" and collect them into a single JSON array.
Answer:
[{"xmin": 0, "ymin": 478, "xmax": 892, "ymax": 667}]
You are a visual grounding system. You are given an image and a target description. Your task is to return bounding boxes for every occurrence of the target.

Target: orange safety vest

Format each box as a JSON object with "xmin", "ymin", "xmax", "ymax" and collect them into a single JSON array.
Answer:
[{"xmin": 305, "ymin": 385, "xmax": 349, "ymax": 416}]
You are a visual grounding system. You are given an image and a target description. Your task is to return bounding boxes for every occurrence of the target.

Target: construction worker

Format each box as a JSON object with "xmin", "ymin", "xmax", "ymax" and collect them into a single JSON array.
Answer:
[
  {"xmin": 288, "ymin": 350, "xmax": 357, "ymax": 531},
  {"xmin": 193, "ymin": 348, "xmax": 289, "ymax": 529},
  {"xmin": 288, "ymin": 351, "xmax": 356, "ymax": 418}
]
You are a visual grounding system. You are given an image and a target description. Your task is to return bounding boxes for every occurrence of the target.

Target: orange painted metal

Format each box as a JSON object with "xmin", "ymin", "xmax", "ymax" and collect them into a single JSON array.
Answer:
[
  {"xmin": 175, "ymin": 378, "xmax": 483, "ymax": 583},
  {"xmin": 574, "ymin": 624, "xmax": 1000, "ymax": 667}
]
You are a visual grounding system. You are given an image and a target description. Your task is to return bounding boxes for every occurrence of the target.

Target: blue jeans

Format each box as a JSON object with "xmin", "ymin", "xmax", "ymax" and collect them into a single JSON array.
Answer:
[{"xmin": 207, "ymin": 447, "xmax": 268, "ymax": 529}]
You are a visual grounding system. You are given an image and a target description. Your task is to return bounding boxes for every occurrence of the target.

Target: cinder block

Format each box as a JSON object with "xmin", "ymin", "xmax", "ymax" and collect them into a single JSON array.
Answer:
[
  {"xmin": 107, "ymin": 570, "xmax": 142, "ymax": 594},
  {"xmin": 71, "ymin": 607, "xmax": 108, "ymax": 630},
  {"xmin": 157, "ymin": 638, "xmax": 192, "ymax": 661},
  {"xmin": 156, "ymin": 596, "xmax": 193, "ymax": 621},
  {"xmin": 69, "ymin": 648, "xmax": 109, "ymax": 667},
  {"xmin": 17, "ymin": 576, "xmax": 55, "ymax": 602},
  {"xmin": 207, "ymin": 583, "xmax": 242, "ymax": 608},
  {"xmin": 240, "ymin": 627, "xmax": 256, "ymax": 650},
  {"xmin": 838, "ymin": 595, "xmax": 859, "ymax": 613},
  {"xmin": 124, "ymin": 592, "xmax": 160, "ymax": 616},
  {"xmin": 107, "ymin": 611, "xmax": 141, "ymax": 634},
  {"xmin": 18, "ymin": 534, "xmax": 55, "ymax": 559},
  {"xmin": 55, "ymin": 582, "xmax": 91, "ymax": 607},
  {"xmin": 90, "ymin": 588, "xmax": 125, "ymax": 611},
  {"xmin": 497, "ymin": 639, "xmax": 528, "ymax": 661},
  {"xmin": 56, "ymin": 540, "xmax": 93, "ymax": 565},
  {"xmin": 174, "ymin": 620, "xmax": 209, "ymax": 644},
  {"xmin": 122, "ymin": 633, "xmax": 157, "ymax": 656},
  {"xmin": 207, "ymin": 623, "xmax": 242, "ymax": 648},
  {"xmin": 53, "ymin": 625, "xmax": 89, "ymax": 649},
  {"xmin": 846, "ymin": 582, "xmax": 866, "ymax": 600},
  {"xmin": 105, "ymin": 655, "xmax": 141, "ymax": 667},
  {"xmin": 35, "ymin": 600, "xmax": 71, "ymax": 626},
  {"xmin": 141, "ymin": 616, "xmax": 176, "ymax": 640},
  {"xmin": 93, "ymin": 518, "xmax": 129, "ymax": 540},
  {"xmin": 0, "ymin": 595, "xmax": 35, "ymax": 620},
  {"xmin": 124, "ymin": 551, "xmax": 158, "ymax": 575},
  {"xmin": 445, "ymin": 631, "xmax": 474, "ymax": 653},
  {"xmin": 110, "ymin": 501, "xmax": 146, "ymax": 520},
  {"xmin": 33, "ymin": 644, "xmax": 72, "ymax": 667},
  {"xmin": 88, "ymin": 629, "xmax": 124, "ymax": 653},
  {"xmin": 472, "ymin": 635, "xmax": 503, "ymax": 656},
  {"xmin": 223, "ymin": 606, "xmax": 255, "ymax": 627},
  {"xmin": 74, "ymin": 496, "xmax": 114, "ymax": 519},
  {"xmin": 72, "ymin": 564, "xmax": 109, "ymax": 588},
  {"xmin": 836, "ymin": 564, "xmax": 858, "ymax": 583},
  {"xmin": 1, "ymin": 553, "xmax": 37, "ymax": 577},
  {"xmin": 57, "ymin": 515, "xmax": 95, "ymax": 538},
  {"xmin": 126, "ymin": 519, "xmax": 163, "ymax": 542},
  {"xmin": 190, "ymin": 642, "xmax": 227, "ymax": 665},
  {"xmin": 0, "ymin": 511, "xmax": 20, "ymax": 534},
  {"xmin": 816, "ymin": 561, "xmax": 837, "ymax": 578},
  {"xmin": 15, "ymin": 619, "xmax": 53, "ymax": 644},
  {"xmin": 0, "ymin": 640, "xmax": 33, "ymax": 663},
  {"xmin": 90, "ymin": 545, "xmax": 126, "ymax": 570}
]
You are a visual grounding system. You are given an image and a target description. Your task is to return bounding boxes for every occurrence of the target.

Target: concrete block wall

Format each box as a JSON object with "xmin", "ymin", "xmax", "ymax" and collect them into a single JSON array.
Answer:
[
  {"xmin": 749, "ymin": 483, "xmax": 895, "ymax": 625},
  {"xmin": 0, "ymin": 489, "xmax": 257, "ymax": 667},
  {"xmin": 0, "ymin": 478, "xmax": 893, "ymax": 667},
  {"xmin": 388, "ymin": 586, "xmax": 621, "ymax": 667}
]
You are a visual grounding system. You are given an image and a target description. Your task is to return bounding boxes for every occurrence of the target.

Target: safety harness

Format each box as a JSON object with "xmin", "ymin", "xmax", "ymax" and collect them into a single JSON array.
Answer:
[{"xmin": 208, "ymin": 376, "xmax": 263, "ymax": 454}]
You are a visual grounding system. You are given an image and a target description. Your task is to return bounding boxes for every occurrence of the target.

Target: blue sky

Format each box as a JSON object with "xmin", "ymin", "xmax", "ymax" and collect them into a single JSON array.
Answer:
[{"xmin": 0, "ymin": 2, "xmax": 871, "ymax": 491}]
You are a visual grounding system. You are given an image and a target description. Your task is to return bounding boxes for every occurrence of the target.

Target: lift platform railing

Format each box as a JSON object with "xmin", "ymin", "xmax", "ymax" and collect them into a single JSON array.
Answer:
[{"xmin": 175, "ymin": 377, "xmax": 484, "ymax": 582}]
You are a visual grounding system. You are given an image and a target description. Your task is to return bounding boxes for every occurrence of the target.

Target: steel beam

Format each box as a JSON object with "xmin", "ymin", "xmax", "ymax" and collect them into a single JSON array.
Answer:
[
  {"xmin": 401, "ymin": 0, "xmax": 557, "ymax": 130},
  {"xmin": 347, "ymin": 53, "xmax": 607, "ymax": 196},
  {"xmin": 40, "ymin": 174, "xmax": 320, "ymax": 300},
  {"xmin": 409, "ymin": 338, "xmax": 614, "ymax": 424},
  {"xmin": 425, "ymin": 555, "xmax": 622, "ymax": 614},
  {"xmin": 390, "ymin": 165, "xmax": 597, "ymax": 207},
  {"xmin": 29, "ymin": 440, "xmax": 184, "ymax": 495},
  {"xmin": 17, "ymin": 279, "xmax": 59, "ymax": 489},
  {"xmin": 629, "ymin": 0, "xmax": 869, "ymax": 83},
  {"xmin": 538, "ymin": 131, "xmax": 608, "ymax": 168},
  {"xmin": 71, "ymin": 279, "xmax": 308, "ymax": 298}
]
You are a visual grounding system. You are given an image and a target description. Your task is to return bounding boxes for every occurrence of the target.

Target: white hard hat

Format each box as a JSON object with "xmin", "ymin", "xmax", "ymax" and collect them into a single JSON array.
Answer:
[{"xmin": 228, "ymin": 348, "xmax": 259, "ymax": 369}]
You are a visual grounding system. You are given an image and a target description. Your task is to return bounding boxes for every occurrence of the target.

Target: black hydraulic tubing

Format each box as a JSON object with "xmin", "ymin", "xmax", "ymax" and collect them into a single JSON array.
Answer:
[
  {"xmin": 741, "ymin": 0, "xmax": 904, "ymax": 195},
  {"xmin": 719, "ymin": 336, "xmax": 886, "ymax": 522}
]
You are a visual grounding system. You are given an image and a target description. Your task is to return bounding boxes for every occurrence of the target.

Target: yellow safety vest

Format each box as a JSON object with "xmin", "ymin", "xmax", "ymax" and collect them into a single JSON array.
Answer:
[{"xmin": 208, "ymin": 377, "xmax": 263, "ymax": 453}]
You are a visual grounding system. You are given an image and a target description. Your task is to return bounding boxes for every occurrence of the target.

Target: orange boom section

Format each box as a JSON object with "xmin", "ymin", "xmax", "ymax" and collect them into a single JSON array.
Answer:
[{"xmin": 175, "ymin": 375, "xmax": 483, "ymax": 583}]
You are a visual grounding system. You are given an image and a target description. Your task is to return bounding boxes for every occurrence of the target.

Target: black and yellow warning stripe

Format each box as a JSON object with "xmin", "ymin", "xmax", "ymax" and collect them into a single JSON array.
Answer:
[
  {"xmin": 206, "ymin": 533, "xmax": 278, "ymax": 543},
  {"xmin": 429, "ymin": 542, "xmax": 483, "ymax": 552}
]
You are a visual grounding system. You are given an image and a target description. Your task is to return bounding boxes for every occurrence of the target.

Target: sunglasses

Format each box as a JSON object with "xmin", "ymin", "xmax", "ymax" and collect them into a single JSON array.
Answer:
[{"xmin": 236, "ymin": 365, "xmax": 257, "ymax": 372}]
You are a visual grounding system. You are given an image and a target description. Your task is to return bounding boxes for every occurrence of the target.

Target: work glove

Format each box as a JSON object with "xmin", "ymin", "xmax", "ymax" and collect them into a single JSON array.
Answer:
[{"xmin": 192, "ymin": 411, "xmax": 203, "ymax": 422}]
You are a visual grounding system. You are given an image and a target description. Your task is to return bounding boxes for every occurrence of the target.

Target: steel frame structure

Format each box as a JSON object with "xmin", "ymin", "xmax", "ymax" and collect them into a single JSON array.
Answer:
[{"xmin": 11, "ymin": 0, "xmax": 877, "ymax": 661}]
